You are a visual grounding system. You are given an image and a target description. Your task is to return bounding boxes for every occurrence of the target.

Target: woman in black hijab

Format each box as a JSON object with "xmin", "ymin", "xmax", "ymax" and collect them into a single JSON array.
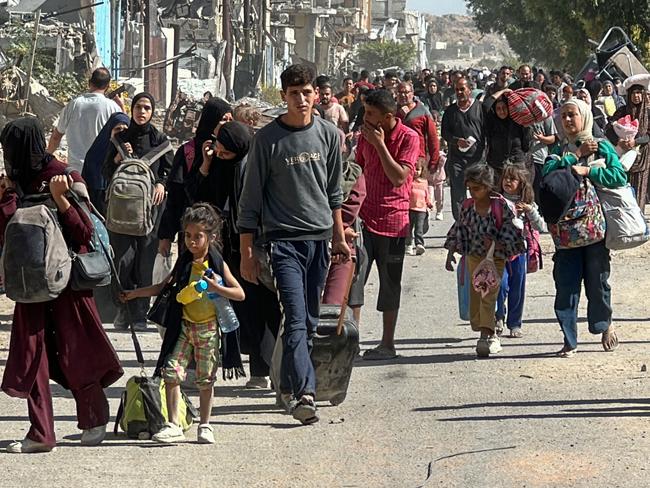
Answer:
[
  {"xmin": 157, "ymin": 97, "xmax": 233, "ymax": 255},
  {"xmin": 187, "ymin": 121, "xmax": 280, "ymax": 388},
  {"xmin": 102, "ymin": 92, "xmax": 174, "ymax": 330},
  {"xmin": 0, "ymin": 117, "xmax": 123, "ymax": 453},
  {"xmin": 484, "ymin": 89, "xmax": 530, "ymax": 178}
]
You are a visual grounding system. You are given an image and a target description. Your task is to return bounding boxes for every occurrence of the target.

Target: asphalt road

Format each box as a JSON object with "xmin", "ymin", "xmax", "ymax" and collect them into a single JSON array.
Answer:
[{"xmin": 0, "ymin": 210, "xmax": 648, "ymax": 487}]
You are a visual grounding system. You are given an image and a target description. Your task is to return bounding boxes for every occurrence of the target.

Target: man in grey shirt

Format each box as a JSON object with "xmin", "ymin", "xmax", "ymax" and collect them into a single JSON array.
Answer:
[
  {"xmin": 47, "ymin": 68, "xmax": 122, "ymax": 172},
  {"xmin": 529, "ymin": 115, "xmax": 558, "ymax": 204},
  {"xmin": 238, "ymin": 64, "xmax": 350, "ymax": 425}
]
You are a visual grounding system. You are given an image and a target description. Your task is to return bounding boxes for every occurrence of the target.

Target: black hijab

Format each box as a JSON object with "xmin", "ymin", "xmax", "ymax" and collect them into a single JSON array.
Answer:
[
  {"xmin": 125, "ymin": 92, "xmax": 155, "ymax": 137},
  {"xmin": 0, "ymin": 117, "xmax": 52, "ymax": 190},
  {"xmin": 216, "ymin": 121, "xmax": 251, "ymax": 164},
  {"xmin": 118, "ymin": 92, "xmax": 160, "ymax": 157},
  {"xmin": 195, "ymin": 97, "xmax": 232, "ymax": 146}
]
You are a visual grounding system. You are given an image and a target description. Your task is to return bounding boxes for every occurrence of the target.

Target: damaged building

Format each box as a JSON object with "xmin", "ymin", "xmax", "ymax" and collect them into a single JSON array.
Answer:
[{"xmin": 0, "ymin": 0, "xmax": 430, "ymax": 118}]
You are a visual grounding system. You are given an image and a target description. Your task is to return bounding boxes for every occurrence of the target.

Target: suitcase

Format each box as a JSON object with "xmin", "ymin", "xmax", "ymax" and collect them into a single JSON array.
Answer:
[
  {"xmin": 270, "ymin": 258, "xmax": 359, "ymax": 406},
  {"xmin": 312, "ymin": 303, "xmax": 359, "ymax": 405}
]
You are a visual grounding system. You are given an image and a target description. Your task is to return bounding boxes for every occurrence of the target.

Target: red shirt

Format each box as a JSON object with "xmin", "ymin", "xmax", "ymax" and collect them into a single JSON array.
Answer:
[{"xmin": 357, "ymin": 119, "xmax": 420, "ymax": 237}]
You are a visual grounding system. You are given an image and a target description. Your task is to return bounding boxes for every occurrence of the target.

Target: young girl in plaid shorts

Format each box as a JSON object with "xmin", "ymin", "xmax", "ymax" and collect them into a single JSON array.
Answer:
[{"xmin": 123, "ymin": 203, "xmax": 245, "ymax": 444}]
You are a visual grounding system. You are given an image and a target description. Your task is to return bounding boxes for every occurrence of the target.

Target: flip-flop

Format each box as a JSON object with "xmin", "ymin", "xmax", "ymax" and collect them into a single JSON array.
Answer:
[
  {"xmin": 602, "ymin": 326, "xmax": 619, "ymax": 352},
  {"xmin": 362, "ymin": 346, "xmax": 397, "ymax": 361},
  {"xmin": 509, "ymin": 328, "xmax": 523, "ymax": 338}
]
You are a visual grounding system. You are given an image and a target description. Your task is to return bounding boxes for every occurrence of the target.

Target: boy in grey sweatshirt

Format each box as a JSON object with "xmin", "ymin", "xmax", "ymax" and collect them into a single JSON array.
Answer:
[{"xmin": 238, "ymin": 64, "xmax": 350, "ymax": 425}]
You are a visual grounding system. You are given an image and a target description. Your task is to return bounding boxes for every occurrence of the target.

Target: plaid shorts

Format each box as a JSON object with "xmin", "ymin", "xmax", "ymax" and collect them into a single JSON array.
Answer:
[{"xmin": 163, "ymin": 319, "xmax": 219, "ymax": 389}]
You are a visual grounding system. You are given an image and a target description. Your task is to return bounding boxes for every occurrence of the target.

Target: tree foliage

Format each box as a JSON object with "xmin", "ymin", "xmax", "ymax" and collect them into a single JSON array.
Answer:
[
  {"xmin": 466, "ymin": 0, "xmax": 650, "ymax": 72},
  {"xmin": 356, "ymin": 41, "xmax": 417, "ymax": 71}
]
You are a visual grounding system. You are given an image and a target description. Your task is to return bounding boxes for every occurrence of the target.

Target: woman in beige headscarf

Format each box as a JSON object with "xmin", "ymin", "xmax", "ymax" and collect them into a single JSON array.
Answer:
[{"xmin": 542, "ymin": 98, "xmax": 627, "ymax": 357}]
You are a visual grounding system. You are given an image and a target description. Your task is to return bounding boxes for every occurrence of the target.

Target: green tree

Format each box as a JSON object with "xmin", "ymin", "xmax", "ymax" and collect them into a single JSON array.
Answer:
[
  {"xmin": 356, "ymin": 41, "xmax": 417, "ymax": 71},
  {"xmin": 466, "ymin": 0, "xmax": 650, "ymax": 72}
]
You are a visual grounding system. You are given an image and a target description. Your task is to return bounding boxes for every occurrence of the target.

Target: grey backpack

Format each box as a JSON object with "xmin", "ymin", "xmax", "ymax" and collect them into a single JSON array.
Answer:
[
  {"xmin": 1, "ymin": 194, "xmax": 71, "ymax": 303},
  {"xmin": 105, "ymin": 138, "xmax": 173, "ymax": 236}
]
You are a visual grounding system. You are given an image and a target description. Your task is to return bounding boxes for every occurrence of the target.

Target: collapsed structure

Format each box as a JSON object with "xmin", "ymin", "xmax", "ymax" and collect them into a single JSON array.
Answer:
[{"xmin": 0, "ymin": 0, "xmax": 433, "ymax": 110}]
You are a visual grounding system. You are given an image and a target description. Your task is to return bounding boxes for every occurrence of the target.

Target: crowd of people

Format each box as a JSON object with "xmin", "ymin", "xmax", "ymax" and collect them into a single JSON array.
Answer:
[{"xmin": 0, "ymin": 59, "xmax": 647, "ymax": 452}]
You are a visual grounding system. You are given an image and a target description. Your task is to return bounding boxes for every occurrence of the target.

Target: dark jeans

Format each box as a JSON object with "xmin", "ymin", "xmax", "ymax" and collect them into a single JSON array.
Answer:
[
  {"xmin": 447, "ymin": 160, "xmax": 467, "ymax": 221},
  {"xmin": 407, "ymin": 210, "xmax": 427, "ymax": 247},
  {"xmin": 496, "ymin": 253, "xmax": 527, "ymax": 329},
  {"xmin": 552, "ymin": 240, "xmax": 612, "ymax": 350},
  {"xmin": 269, "ymin": 240, "xmax": 329, "ymax": 398}
]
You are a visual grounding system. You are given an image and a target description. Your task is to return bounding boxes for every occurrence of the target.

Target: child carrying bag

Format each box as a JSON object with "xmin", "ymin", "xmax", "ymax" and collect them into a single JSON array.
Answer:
[{"xmin": 111, "ymin": 257, "xmax": 197, "ymax": 439}]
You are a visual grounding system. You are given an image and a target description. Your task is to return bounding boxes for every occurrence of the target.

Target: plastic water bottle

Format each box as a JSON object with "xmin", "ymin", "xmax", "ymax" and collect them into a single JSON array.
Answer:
[
  {"xmin": 176, "ymin": 279, "xmax": 208, "ymax": 305},
  {"xmin": 204, "ymin": 268, "xmax": 240, "ymax": 333}
]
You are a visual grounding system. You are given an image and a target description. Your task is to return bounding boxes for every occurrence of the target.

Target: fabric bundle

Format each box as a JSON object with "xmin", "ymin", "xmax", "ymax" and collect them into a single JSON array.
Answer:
[
  {"xmin": 612, "ymin": 115, "xmax": 640, "ymax": 171},
  {"xmin": 472, "ymin": 241, "xmax": 500, "ymax": 298}
]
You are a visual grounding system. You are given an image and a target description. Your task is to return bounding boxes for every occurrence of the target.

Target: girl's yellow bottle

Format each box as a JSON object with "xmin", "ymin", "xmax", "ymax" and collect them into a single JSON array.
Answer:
[{"xmin": 176, "ymin": 279, "xmax": 208, "ymax": 305}]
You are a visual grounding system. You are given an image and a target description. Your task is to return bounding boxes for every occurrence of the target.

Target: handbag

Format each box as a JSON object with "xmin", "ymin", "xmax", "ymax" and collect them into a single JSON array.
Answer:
[
  {"xmin": 67, "ymin": 187, "xmax": 113, "ymax": 291},
  {"xmin": 147, "ymin": 281, "xmax": 175, "ymax": 327},
  {"xmin": 549, "ymin": 176, "xmax": 606, "ymax": 249}
]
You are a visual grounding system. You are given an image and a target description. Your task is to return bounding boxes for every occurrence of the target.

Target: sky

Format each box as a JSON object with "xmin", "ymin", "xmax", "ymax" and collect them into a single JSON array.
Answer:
[{"xmin": 405, "ymin": 0, "xmax": 468, "ymax": 15}]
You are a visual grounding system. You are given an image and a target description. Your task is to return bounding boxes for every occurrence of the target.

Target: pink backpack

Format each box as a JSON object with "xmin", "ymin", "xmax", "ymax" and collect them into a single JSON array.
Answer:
[
  {"xmin": 524, "ymin": 220, "xmax": 542, "ymax": 273},
  {"xmin": 506, "ymin": 88, "xmax": 553, "ymax": 127}
]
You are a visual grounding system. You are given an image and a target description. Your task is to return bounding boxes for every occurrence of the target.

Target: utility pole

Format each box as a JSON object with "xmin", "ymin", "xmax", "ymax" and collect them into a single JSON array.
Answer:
[
  {"xmin": 222, "ymin": 0, "xmax": 233, "ymax": 99},
  {"xmin": 170, "ymin": 24, "xmax": 181, "ymax": 102},
  {"xmin": 22, "ymin": 9, "xmax": 41, "ymax": 114},
  {"xmin": 243, "ymin": 0, "xmax": 251, "ymax": 56},
  {"xmin": 144, "ymin": 0, "xmax": 152, "ymax": 94}
]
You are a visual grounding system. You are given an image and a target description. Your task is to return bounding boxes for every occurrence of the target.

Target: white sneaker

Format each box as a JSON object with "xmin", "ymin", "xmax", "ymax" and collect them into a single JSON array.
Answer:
[
  {"xmin": 197, "ymin": 423, "xmax": 215, "ymax": 444},
  {"xmin": 435, "ymin": 211, "xmax": 444, "ymax": 221},
  {"xmin": 245, "ymin": 376, "xmax": 270, "ymax": 389},
  {"xmin": 80, "ymin": 424, "xmax": 107, "ymax": 446},
  {"xmin": 415, "ymin": 244, "xmax": 425, "ymax": 255},
  {"xmin": 6, "ymin": 438, "xmax": 56, "ymax": 453},
  {"xmin": 152, "ymin": 422, "xmax": 185, "ymax": 443},
  {"xmin": 406, "ymin": 245, "xmax": 415, "ymax": 256},
  {"xmin": 476, "ymin": 336, "xmax": 502, "ymax": 357}
]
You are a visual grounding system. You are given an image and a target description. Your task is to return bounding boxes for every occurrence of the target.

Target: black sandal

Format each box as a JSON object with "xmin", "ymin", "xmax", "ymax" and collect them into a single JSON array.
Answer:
[{"xmin": 602, "ymin": 326, "xmax": 619, "ymax": 352}]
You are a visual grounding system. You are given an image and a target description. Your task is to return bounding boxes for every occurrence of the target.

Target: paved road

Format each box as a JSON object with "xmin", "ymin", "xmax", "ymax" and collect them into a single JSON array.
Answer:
[{"xmin": 0, "ymin": 212, "xmax": 648, "ymax": 487}]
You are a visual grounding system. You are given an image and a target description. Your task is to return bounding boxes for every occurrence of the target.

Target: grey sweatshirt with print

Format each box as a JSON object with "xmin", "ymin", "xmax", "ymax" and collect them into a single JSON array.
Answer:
[{"xmin": 237, "ymin": 116, "xmax": 343, "ymax": 241}]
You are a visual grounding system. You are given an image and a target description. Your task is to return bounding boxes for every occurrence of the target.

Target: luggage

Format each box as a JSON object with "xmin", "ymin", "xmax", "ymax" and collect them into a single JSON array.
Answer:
[
  {"xmin": 506, "ymin": 88, "xmax": 553, "ymax": 127},
  {"xmin": 1, "ymin": 193, "xmax": 71, "ymax": 303},
  {"xmin": 456, "ymin": 255, "xmax": 469, "ymax": 321},
  {"xmin": 312, "ymin": 303, "xmax": 359, "ymax": 405},
  {"xmin": 270, "ymin": 258, "xmax": 359, "ymax": 406},
  {"xmin": 596, "ymin": 183, "xmax": 650, "ymax": 250},
  {"xmin": 105, "ymin": 138, "xmax": 173, "ymax": 236},
  {"xmin": 114, "ymin": 375, "xmax": 196, "ymax": 439}
]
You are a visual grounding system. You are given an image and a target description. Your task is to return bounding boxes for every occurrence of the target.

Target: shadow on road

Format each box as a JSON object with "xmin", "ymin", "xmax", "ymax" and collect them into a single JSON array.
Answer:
[{"xmin": 412, "ymin": 397, "xmax": 650, "ymax": 421}]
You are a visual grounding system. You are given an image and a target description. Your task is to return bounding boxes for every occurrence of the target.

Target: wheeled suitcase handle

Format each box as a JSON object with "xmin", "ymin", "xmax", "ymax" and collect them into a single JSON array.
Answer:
[{"xmin": 336, "ymin": 256, "xmax": 356, "ymax": 336}]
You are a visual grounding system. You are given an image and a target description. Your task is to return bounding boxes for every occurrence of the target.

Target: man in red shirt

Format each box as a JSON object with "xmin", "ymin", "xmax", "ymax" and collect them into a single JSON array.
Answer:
[
  {"xmin": 396, "ymin": 81, "xmax": 440, "ymax": 178},
  {"xmin": 356, "ymin": 89, "xmax": 420, "ymax": 360}
]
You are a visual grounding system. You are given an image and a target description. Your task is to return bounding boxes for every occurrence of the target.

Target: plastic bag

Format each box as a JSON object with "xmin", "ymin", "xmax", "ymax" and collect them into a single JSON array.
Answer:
[
  {"xmin": 152, "ymin": 253, "xmax": 173, "ymax": 285},
  {"xmin": 472, "ymin": 241, "xmax": 500, "ymax": 298},
  {"xmin": 612, "ymin": 115, "xmax": 639, "ymax": 140}
]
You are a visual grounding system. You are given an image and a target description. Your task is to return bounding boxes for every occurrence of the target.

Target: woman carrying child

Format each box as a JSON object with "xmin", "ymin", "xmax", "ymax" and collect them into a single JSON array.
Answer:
[
  {"xmin": 495, "ymin": 163, "xmax": 546, "ymax": 338},
  {"xmin": 444, "ymin": 164, "xmax": 525, "ymax": 357},
  {"xmin": 122, "ymin": 204, "xmax": 245, "ymax": 444}
]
